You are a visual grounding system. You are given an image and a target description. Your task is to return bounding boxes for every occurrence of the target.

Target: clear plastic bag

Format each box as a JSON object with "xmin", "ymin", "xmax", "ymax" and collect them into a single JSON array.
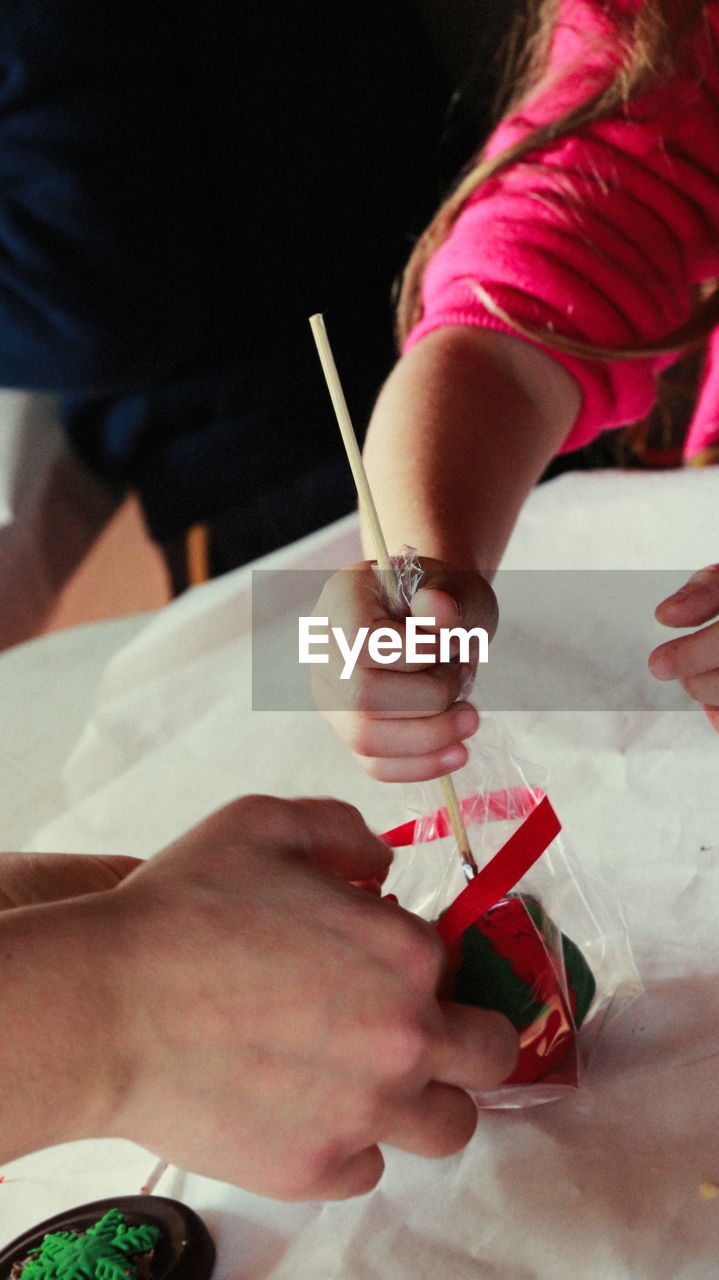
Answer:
[
  {"xmin": 377, "ymin": 550, "xmax": 640, "ymax": 1108},
  {"xmin": 382, "ymin": 733, "xmax": 642, "ymax": 1108}
]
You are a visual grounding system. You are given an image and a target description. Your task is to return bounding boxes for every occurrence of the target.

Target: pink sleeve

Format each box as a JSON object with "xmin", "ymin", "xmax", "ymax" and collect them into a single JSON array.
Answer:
[{"xmin": 406, "ymin": 2, "xmax": 719, "ymax": 453}]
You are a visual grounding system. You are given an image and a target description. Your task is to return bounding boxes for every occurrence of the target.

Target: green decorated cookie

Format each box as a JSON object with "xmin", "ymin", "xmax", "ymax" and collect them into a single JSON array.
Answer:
[{"xmin": 450, "ymin": 893, "xmax": 596, "ymax": 1085}]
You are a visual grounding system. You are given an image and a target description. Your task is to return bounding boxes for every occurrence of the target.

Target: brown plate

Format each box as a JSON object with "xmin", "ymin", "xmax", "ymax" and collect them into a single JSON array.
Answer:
[{"xmin": 0, "ymin": 1195, "xmax": 215, "ymax": 1279}]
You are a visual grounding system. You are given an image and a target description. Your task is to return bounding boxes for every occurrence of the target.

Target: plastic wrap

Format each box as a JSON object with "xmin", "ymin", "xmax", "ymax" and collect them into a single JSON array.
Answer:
[
  {"xmin": 378, "ymin": 550, "xmax": 640, "ymax": 1107},
  {"xmin": 382, "ymin": 736, "xmax": 641, "ymax": 1106}
]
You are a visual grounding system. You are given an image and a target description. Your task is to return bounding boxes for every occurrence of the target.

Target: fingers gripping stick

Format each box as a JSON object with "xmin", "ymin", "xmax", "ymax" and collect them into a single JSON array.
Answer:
[{"xmin": 309, "ymin": 313, "xmax": 478, "ymax": 879}]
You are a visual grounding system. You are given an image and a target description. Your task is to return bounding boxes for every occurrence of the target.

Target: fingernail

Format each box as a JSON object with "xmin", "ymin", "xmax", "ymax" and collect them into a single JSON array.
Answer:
[
  {"xmin": 648, "ymin": 653, "xmax": 674, "ymax": 680},
  {"xmin": 412, "ymin": 587, "xmax": 460, "ymax": 618},
  {"xmin": 659, "ymin": 586, "xmax": 694, "ymax": 610},
  {"xmin": 439, "ymin": 743, "xmax": 468, "ymax": 771}
]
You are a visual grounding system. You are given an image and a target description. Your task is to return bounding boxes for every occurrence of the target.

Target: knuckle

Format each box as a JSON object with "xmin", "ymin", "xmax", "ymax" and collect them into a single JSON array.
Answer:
[
  {"xmin": 428, "ymin": 668, "xmax": 462, "ymax": 712},
  {"xmin": 344, "ymin": 1154, "xmax": 385, "ymax": 1198},
  {"xmin": 662, "ymin": 638, "xmax": 685, "ymax": 672},
  {"xmin": 222, "ymin": 793, "xmax": 284, "ymax": 829},
  {"xmin": 342, "ymin": 669, "xmax": 375, "ymax": 714},
  {"xmin": 392, "ymin": 911, "xmax": 446, "ymax": 985},
  {"xmin": 374, "ymin": 1014, "xmax": 433, "ymax": 1083},
  {"xmin": 237, "ymin": 792, "xmax": 273, "ymax": 811},
  {"xmin": 293, "ymin": 796, "xmax": 361, "ymax": 826},
  {"xmin": 328, "ymin": 798, "xmax": 364, "ymax": 826},
  {"xmin": 286, "ymin": 1143, "xmax": 342, "ymax": 1200},
  {"xmin": 339, "ymin": 1092, "xmax": 386, "ymax": 1145},
  {"xmin": 281, "ymin": 796, "xmax": 374, "ymax": 854}
]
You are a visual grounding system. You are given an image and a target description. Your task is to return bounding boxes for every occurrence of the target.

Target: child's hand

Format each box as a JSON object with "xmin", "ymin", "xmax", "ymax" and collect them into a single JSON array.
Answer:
[
  {"xmin": 649, "ymin": 565, "xmax": 719, "ymax": 729},
  {"xmin": 312, "ymin": 557, "xmax": 497, "ymax": 781}
]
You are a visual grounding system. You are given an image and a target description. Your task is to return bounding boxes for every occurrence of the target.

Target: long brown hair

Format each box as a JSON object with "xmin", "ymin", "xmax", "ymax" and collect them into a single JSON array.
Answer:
[{"xmin": 397, "ymin": 0, "xmax": 715, "ymax": 359}]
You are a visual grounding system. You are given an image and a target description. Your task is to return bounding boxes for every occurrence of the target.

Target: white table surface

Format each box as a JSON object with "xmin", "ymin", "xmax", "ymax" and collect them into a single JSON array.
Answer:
[{"xmin": 1, "ymin": 467, "xmax": 719, "ymax": 1278}]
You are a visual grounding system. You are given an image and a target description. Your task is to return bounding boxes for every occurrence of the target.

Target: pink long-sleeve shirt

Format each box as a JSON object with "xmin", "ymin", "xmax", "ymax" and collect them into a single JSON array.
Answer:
[{"xmin": 406, "ymin": 0, "xmax": 719, "ymax": 460}]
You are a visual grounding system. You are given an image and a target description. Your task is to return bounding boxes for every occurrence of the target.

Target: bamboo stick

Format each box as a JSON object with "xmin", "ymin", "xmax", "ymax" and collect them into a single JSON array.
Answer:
[{"xmin": 309, "ymin": 313, "xmax": 478, "ymax": 877}]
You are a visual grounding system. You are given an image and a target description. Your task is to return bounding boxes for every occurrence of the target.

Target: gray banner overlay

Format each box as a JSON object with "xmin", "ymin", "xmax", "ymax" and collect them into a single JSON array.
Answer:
[{"xmin": 251, "ymin": 569, "xmax": 700, "ymax": 712}]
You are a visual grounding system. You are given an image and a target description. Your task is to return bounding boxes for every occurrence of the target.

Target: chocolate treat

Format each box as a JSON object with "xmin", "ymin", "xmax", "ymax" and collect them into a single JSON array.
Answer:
[
  {"xmin": 8, "ymin": 1207, "xmax": 160, "ymax": 1278},
  {"xmin": 0, "ymin": 1196, "xmax": 215, "ymax": 1280},
  {"xmin": 447, "ymin": 893, "xmax": 597, "ymax": 1086}
]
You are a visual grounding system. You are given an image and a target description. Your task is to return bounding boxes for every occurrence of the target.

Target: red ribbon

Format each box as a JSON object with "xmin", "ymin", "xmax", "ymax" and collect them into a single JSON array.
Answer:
[
  {"xmin": 381, "ymin": 786, "xmax": 545, "ymax": 847},
  {"xmin": 381, "ymin": 788, "xmax": 561, "ymax": 946}
]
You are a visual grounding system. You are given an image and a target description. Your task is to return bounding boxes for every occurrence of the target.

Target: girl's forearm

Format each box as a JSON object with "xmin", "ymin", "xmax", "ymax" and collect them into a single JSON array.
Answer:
[{"xmin": 362, "ymin": 326, "xmax": 581, "ymax": 573}]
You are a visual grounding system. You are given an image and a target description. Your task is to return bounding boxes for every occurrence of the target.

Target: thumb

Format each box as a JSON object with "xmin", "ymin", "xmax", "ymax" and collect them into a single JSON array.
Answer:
[
  {"xmin": 655, "ymin": 565, "xmax": 719, "ymax": 627},
  {"xmin": 0, "ymin": 852, "xmax": 141, "ymax": 910},
  {"xmin": 409, "ymin": 558, "xmax": 498, "ymax": 639}
]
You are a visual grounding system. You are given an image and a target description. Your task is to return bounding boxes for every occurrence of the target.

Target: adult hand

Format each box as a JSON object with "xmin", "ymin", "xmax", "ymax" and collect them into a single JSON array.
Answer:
[
  {"xmin": 108, "ymin": 796, "xmax": 515, "ymax": 1197},
  {"xmin": 649, "ymin": 565, "xmax": 719, "ymax": 729},
  {"xmin": 2, "ymin": 797, "xmax": 515, "ymax": 1199},
  {"xmin": 312, "ymin": 558, "xmax": 497, "ymax": 781},
  {"xmin": 0, "ymin": 850, "xmax": 138, "ymax": 911}
]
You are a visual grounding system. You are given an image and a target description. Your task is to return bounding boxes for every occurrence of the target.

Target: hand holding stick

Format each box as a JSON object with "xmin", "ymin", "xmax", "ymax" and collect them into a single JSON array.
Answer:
[{"xmin": 309, "ymin": 313, "xmax": 478, "ymax": 878}]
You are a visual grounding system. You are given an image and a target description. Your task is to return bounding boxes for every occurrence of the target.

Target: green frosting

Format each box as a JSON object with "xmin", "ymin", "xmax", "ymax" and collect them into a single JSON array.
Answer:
[
  {"xmin": 20, "ymin": 1209, "xmax": 161, "ymax": 1280},
  {"xmin": 521, "ymin": 895, "xmax": 596, "ymax": 1025},
  {"xmin": 451, "ymin": 893, "xmax": 596, "ymax": 1032},
  {"xmin": 556, "ymin": 923, "xmax": 596, "ymax": 1025},
  {"xmin": 453, "ymin": 921, "xmax": 548, "ymax": 1031}
]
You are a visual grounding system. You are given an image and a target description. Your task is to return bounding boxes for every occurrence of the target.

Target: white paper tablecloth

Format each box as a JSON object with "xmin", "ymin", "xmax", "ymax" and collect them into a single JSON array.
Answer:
[{"xmin": 2, "ymin": 468, "xmax": 719, "ymax": 1278}]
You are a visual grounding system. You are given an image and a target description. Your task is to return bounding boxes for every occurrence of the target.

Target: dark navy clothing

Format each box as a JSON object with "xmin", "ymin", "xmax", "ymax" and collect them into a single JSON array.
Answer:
[{"xmin": 0, "ymin": 1, "xmax": 503, "ymax": 563}]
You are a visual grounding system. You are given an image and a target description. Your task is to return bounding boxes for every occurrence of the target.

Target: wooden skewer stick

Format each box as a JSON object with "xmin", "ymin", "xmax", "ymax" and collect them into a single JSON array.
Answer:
[
  {"xmin": 140, "ymin": 1156, "xmax": 169, "ymax": 1196},
  {"xmin": 309, "ymin": 313, "xmax": 478, "ymax": 878},
  {"xmin": 308, "ymin": 315, "xmax": 401, "ymax": 611}
]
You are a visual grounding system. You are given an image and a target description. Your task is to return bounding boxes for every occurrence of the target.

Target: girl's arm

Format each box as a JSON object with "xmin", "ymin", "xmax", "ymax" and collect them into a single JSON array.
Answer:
[
  {"xmin": 314, "ymin": 325, "xmax": 580, "ymax": 782},
  {"xmin": 316, "ymin": 3, "xmax": 719, "ymax": 777},
  {"xmin": 363, "ymin": 325, "xmax": 581, "ymax": 572}
]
